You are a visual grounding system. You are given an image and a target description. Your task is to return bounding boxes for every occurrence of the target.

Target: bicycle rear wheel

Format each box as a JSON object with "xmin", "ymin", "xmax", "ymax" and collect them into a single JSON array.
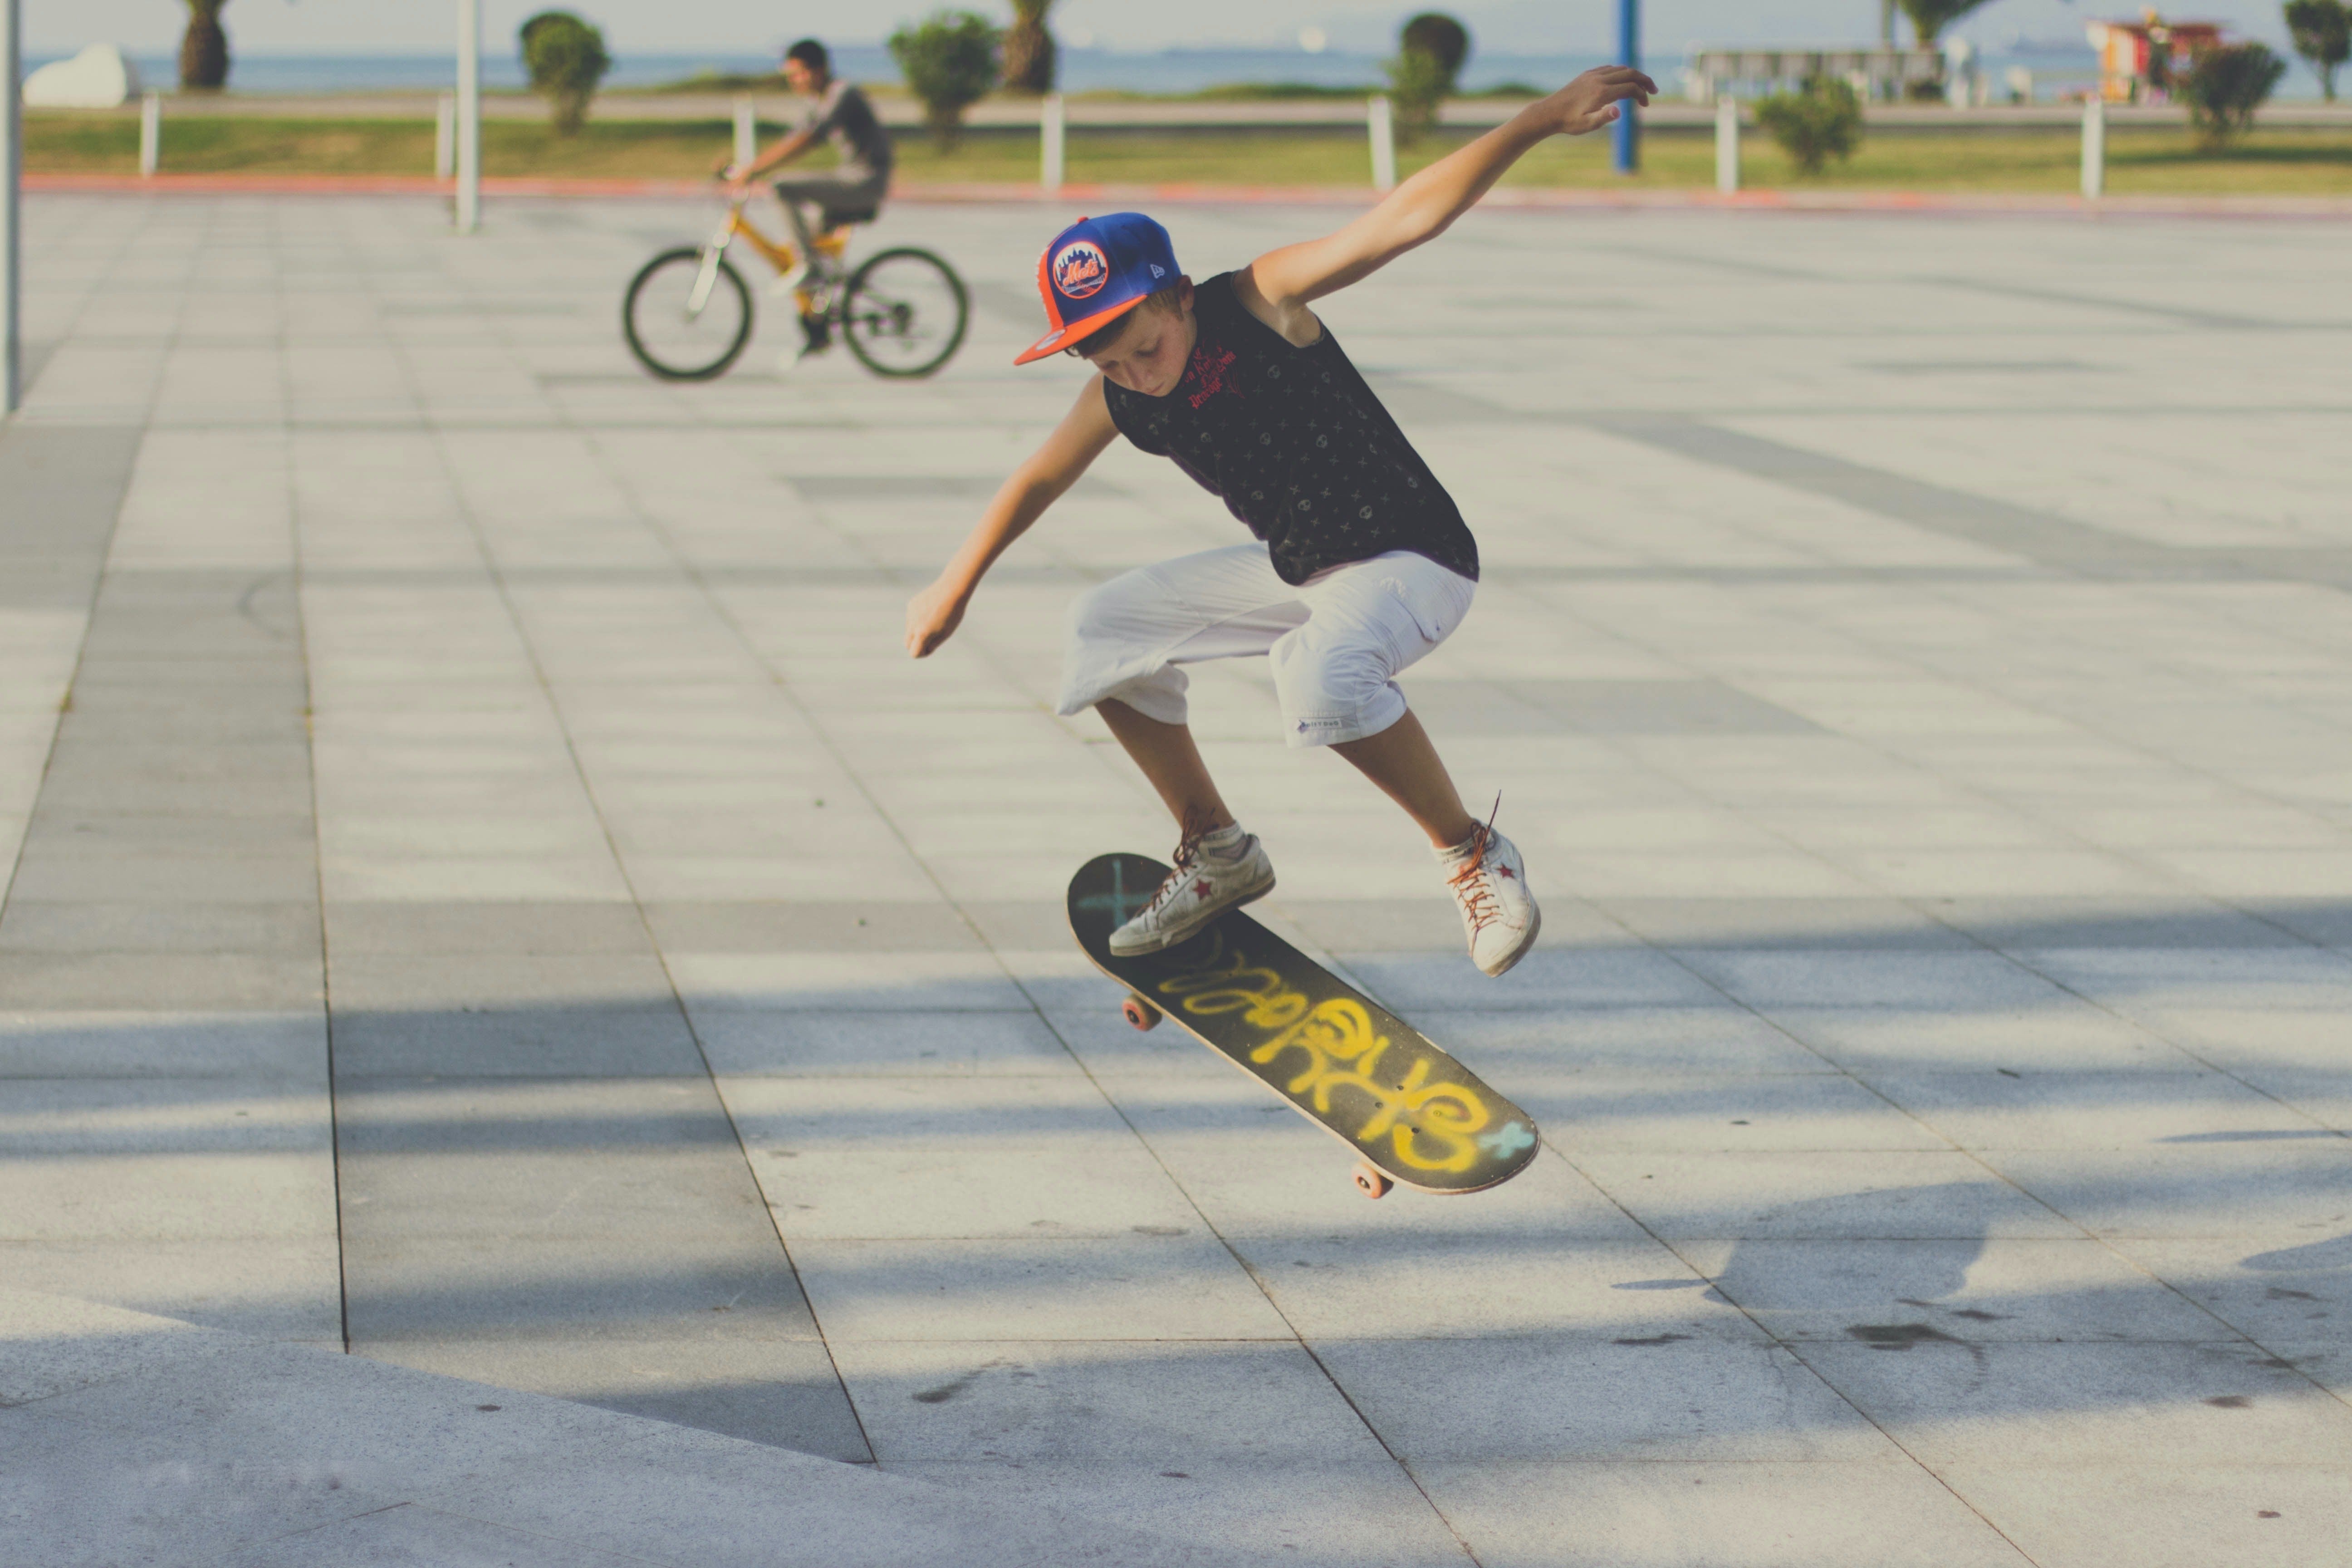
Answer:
[
  {"xmin": 840, "ymin": 248, "xmax": 969, "ymax": 379},
  {"xmin": 623, "ymin": 246, "xmax": 754, "ymax": 381}
]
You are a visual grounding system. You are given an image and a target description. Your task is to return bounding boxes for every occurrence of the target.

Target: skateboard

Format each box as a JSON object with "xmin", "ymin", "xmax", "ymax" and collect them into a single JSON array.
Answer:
[{"xmin": 1068, "ymin": 852, "xmax": 1541, "ymax": 1199}]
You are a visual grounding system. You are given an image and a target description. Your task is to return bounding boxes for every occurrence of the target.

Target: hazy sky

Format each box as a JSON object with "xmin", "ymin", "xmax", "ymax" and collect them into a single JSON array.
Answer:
[{"xmin": 29, "ymin": 0, "xmax": 2296, "ymax": 57}]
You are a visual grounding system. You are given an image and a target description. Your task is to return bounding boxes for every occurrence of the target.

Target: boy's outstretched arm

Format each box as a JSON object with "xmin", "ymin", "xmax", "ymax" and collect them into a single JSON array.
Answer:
[
  {"xmin": 1239, "ymin": 67, "xmax": 1658, "ymax": 329},
  {"xmin": 905, "ymin": 375, "xmax": 1120, "ymax": 658},
  {"xmin": 724, "ymin": 125, "xmax": 816, "ymax": 195}
]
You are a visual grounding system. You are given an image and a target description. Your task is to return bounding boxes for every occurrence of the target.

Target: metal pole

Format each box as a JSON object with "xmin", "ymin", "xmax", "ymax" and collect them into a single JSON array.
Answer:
[
  {"xmin": 2080, "ymin": 96, "xmax": 2105, "ymax": 200},
  {"xmin": 1715, "ymin": 96, "xmax": 1738, "ymax": 194},
  {"xmin": 1367, "ymin": 94, "xmax": 1397, "ymax": 192},
  {"xmin": 2, "ymin": 0, "xmax": 19, "ymax": 414},
  {"xmin": 436, "ymin": 92, "xmax": 455, "ymax": 179},
  {"xmin": 732, "ymin": 95, "xmax": 756, "ymax": 170},
  {"xmin": 140, "ymin": 92, "xmax": 161, "ymax": 177},
  {"xmin": 455, "ymin": 0, "xmax": 480, "ymax": 233},
  {"xmin": 1612, "ymin": 0, "xmax": 1640, "ymax": 174},
  {"xmin": 1040, "ymin": 93, "xmax": 1064, "ymax": 197}
]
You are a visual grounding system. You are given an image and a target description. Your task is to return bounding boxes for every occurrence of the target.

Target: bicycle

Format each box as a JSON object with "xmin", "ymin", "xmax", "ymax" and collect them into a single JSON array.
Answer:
[{"xmin": 622, "ymin": 193, "xmax": 970, "ymax": 382}]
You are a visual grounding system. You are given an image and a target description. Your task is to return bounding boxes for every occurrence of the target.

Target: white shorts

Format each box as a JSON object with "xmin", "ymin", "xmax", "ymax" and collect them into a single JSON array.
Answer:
[{"xmin": 1055, "ymin": 544, "xmax": 1476, "ymax": 748}]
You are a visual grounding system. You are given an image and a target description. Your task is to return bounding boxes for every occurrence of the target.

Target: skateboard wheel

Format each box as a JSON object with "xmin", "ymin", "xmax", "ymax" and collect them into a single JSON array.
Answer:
[
  {"xmin": 1352, "ymin": 1163, "xmax": 1393, "ymax": 1200},
  {"xmin": 1122, "ymin": 993, "xmax": 1163, "ymax": 1032}
]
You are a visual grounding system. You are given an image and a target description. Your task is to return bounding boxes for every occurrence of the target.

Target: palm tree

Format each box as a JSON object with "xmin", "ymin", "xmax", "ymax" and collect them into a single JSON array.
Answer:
[
  {"xmin": 181, "ymin": 0, "xmax": 230, "ymax": 91},
  {"xmin": 1896, "ymin": 0, "xmax": 1996, "ymax": 48},
  {"xmin": 1003, "ymin": 0, "xmax": 1057, "ymax": 95}
]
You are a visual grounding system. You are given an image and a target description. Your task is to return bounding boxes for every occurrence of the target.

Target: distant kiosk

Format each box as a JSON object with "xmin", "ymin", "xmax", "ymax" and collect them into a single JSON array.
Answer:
[
  {"xmin": 1683, "ymin": 45, "xmax": 1942, "ymax": 103},
  {"xmin": 2085, "ymin": 17, "xmax": 2225, "ymax": 104},
  {"xmin": 25, "ymin": 43, "xmax": 140, "ymax": 109}
]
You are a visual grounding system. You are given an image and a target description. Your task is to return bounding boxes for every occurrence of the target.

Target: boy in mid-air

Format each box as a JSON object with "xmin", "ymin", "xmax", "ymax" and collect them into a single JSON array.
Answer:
[{"xmin": 905, "ymin": 66, "xmax": 1656, "ymax": 977}]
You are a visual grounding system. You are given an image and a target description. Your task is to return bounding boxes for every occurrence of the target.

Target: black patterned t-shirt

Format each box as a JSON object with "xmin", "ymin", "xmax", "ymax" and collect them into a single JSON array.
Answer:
[{"xmin": 1100, "ymin": 272, "xmax": 1479, "ymax": 587}]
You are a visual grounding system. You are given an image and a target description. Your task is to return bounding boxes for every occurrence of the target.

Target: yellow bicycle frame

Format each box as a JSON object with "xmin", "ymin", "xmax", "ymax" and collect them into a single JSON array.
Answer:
[{"xmin": 705, "ymin": 200, "xmax": 850, "ymax": 319}]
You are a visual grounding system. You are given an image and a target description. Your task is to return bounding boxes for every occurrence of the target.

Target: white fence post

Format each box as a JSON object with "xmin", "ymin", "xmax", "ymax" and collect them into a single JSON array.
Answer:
[
  {"xmin": 1040, "ymin": 92, "xmax": 1064, "ymax": 196},
  {"xmin": 455, "ymin": 0, "xmax": 480, "ymax": 234},
  {"xmin": 732, "ymin": 95, "xmax": 756, "ymax": 170},
  {"xmin": 1367, "ymin": 94, "xmax": 1397, "ymax": 192},
  {"xmin": 1714, "ymin": 95, "xmax": 1739, "ymax": 194},
  {"xmin": 139, "ymin": 91, "xmax": 161, "ymax": 177},
  {"xmin": 2080, "ymin": 96, "xmax": 2105, "ymax": 200},
  {"xmin": 435, "ymin": 91, "xmax": 455, "ymax": 179},
  {"xmin": 3, "ymin": 0, "xmax": 19, "ymax": 414}
]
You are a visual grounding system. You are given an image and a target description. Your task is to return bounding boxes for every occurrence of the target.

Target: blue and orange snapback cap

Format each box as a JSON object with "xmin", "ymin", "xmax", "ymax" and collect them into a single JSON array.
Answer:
[{"xmin": 1013, "ymin": 212, "xmax": 1181, "ymax": 365}]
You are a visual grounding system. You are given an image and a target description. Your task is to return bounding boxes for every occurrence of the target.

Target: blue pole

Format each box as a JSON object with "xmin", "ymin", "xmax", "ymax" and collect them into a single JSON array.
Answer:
[{"xmin": 1612, "ymin": 0, "xmax": 1640, "ymax": 174}]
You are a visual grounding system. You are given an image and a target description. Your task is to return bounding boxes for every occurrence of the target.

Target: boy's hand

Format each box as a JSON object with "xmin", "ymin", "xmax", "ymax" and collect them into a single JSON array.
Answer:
[
  {"xmin": 1540, "ymin": 66, "xmax": 1660, "ymax": 137},
  {"xmin": 905, "ymin": 576, "xmax": 969, "ymax": 659}
]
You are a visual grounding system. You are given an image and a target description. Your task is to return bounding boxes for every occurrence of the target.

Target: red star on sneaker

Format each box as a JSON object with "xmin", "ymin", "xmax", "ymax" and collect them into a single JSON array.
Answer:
[
  {"xmin": 1195, "ymin": 879, "xmax": 1214, "ymax": 898},
  {"xmin": 1497, "ymin": 865, "xmax": 1515, "ymax": 879}
]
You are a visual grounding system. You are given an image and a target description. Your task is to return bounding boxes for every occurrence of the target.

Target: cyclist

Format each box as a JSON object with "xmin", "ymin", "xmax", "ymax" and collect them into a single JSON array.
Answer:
[{"xmin": 723, "ymin": 38, "xmax": 894, "ymax": 359}]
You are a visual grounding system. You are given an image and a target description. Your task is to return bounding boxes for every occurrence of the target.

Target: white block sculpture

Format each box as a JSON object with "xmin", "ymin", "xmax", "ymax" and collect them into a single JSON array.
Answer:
[{"xmin": 25, "ymin": 44, "xmax": 141, "ymax": 109}]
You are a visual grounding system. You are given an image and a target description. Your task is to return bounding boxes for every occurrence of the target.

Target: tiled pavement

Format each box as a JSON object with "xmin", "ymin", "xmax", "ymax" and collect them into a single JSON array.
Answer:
[{"xmin": 4, "ymin": 191, "xmax": 2350, "ymax": 1565}]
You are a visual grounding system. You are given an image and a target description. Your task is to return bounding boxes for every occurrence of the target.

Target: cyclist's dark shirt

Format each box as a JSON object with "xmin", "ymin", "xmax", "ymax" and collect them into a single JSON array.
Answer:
[
  {"xmin": 1101, "ymin": 272, "xmax": 1479, "ymax": 587},
  {"xmin": 799, "ymin": 80, "xmax": 892, "ymax": 180}
]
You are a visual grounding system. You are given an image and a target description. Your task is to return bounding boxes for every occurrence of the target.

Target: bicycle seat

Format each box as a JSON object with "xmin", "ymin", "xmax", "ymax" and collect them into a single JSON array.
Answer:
[{"xmin": 821, "ymin": 204, "xmax": 881, "ymax": 229}]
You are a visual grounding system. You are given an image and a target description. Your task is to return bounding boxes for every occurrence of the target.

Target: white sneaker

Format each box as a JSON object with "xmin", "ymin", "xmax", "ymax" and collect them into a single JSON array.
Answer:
[
  {"xmin": 1440, "ymin": 819, "xmax": 1539, "ymax": 977},
  {"xmin": 1110, "ymin": 824, "xmax": 1275, "ymax": 956}
]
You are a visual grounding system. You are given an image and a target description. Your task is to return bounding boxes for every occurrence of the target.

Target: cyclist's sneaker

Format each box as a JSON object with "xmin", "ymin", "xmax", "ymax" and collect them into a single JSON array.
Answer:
[
  {"xmin": 1438, "ymin": 814, "xmax": 1539, "ymax": 977},
  {"xmin": 796, "ymin": 312, "xmax": 833, "ymax": 359},
  {"xmin": 1110, "ymin": 821, "xmax": 1274, "ymax": 956}
]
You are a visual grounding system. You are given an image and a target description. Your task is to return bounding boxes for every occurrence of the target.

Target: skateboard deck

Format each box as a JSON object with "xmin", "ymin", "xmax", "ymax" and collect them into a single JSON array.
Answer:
[{"xmin": 1068, "ymin": 852, "xmax": 1541, "ymax": 1198}]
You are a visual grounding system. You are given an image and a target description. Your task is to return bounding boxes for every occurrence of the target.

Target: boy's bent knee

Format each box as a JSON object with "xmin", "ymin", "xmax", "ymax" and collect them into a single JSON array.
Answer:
[{"xmin": 1270, "ymin": 635, "xmax": 1406, "ymax": 748}]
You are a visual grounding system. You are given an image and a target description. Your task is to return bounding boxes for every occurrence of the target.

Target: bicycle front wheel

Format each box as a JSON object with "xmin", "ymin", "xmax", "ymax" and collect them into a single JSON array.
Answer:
[
  {"xmin": 623, "ymin": 246, "xmax": 754, "ymax": 381},
  {"xmin": 840, "ymin": 248, "xmax": 970, "ymax": 379}
]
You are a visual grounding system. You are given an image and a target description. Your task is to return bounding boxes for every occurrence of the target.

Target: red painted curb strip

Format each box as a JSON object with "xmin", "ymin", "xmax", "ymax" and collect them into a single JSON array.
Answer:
[{"xmin": 22, "ymin": 171, "xmax": 2352, "ymax": 218}]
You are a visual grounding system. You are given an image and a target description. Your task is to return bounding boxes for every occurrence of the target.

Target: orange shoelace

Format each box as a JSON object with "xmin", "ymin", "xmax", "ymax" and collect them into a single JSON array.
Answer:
[{"xmin": 1445, "ymin": 796, "xmax": 1506, "ymax": 937}]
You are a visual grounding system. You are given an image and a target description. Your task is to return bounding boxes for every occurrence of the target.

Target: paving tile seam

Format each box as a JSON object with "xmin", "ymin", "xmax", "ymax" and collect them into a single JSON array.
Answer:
[
  {"xmin": 1455, "ymin": 527, "xmax": 2352, "ymax": 956},
  {"xmin": 548, "ymin": 398, "xmax": 1315, "ymax": 1470},
  {"xmin": 1945, "ymin": 947, "xmax": 2352, "ymax": 1236},
  {"xmin": 22, "ymin": 197, "xmax": 2352, "ymax": 1563},
  {"xmin": 1532, "ymin": 1122, "xmax": 2134, "ymax": 1552},
  {"xmin": 390, "ymin": 329, "xmax": 881, "ymax": 1463},
  {"xmin": 322, "ymin": 303, "xmax": 2352, "ymax": 1504},
  {"xmin": 556, "ymin": 427, "xmax": 1490, "ymax": 1549}
]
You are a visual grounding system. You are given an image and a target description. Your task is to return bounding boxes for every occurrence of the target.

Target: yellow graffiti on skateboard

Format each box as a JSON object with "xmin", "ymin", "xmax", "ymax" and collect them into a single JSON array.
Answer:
[{"xmin": 1155, "ymin": 932, "xmax": 1493, "ymax": 1172}]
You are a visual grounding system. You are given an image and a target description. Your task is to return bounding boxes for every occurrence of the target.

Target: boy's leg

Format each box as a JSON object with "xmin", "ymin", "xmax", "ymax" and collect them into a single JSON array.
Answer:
[
  {"xmin": 1330, "ymin": 710, "xmax": 1474, "ymax": 849},
  {"xmin": 1274, "ymin": 553, "xmax": 1539, "ymax": 976},
  {"xmin": 1057, "ymin": 545, "xmax": 1300, "ymax": 953},
  {"xmin": 1095, "ymin": 700, "xmax": 1235, "ymax": 833},
  {"xmin": 1101, "ymin": 685, "xmax": 1480, "ymax": 851}
]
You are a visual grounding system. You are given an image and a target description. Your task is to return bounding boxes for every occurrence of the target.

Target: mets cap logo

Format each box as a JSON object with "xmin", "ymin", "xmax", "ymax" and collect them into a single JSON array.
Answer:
[{"xmin": 1051, "ymin": 239, "xmax": 1110, "ymax": 301}]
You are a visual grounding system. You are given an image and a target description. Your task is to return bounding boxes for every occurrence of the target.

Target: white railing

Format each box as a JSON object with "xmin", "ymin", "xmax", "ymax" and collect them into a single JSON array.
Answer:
[
  {"xmin": 2081, "ymin": 98, "xmax": 2105, "ymax": 199},
  {"xmin": 1685, "ymin": 44, "xmax": 1943, "ymax": 102},
  {"xmin": 138, "ymin": 90, "xmax": 160, "ymax": 176},
  {"xmin": 1714, "ymin": 96, "xmax": 1739, "ymax": 193},
  {"xmin": 1367, "ymin": 95, "xmax": 1397, "ymax": 192},
  {"xmin": 1040, "ymin": 92, "xmax": 1065, "ymax": 196},
  {"xmin": 4, "ymin": 0, "xmax": 20, "ymax": 412},
  {"xmin": 731, "ymin": 95, "xmax": 756, "ymax": 170},
  {"xmin": 454, "ymin": 0, "xmax": 479, "ymax": 233}
]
